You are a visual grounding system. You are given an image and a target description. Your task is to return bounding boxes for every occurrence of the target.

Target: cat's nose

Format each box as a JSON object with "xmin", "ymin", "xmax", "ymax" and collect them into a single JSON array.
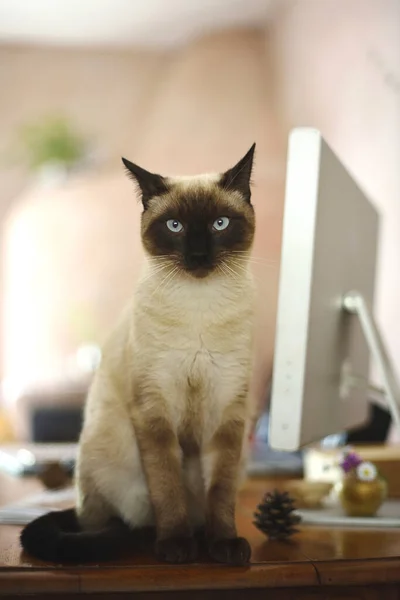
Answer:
[
  {"xmin": 191, "ymin": 250, "xmax": 207, "ymax": 259},
  {"xmin": 187, "ymin": 251, "xmax": 210, "ymax": 269},
  {"xmin": 189, "ymin": 251, "xmax": 208, "ymax": 262},
  {"xmin": 185, "ymin": 250, "xmax": 213, "ymax": 277}
]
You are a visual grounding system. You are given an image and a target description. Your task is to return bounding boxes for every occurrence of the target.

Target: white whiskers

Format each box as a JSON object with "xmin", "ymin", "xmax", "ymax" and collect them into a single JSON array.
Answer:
[
  {"xmin": 139, "ymin": 262, "xmax": 172, "ymax": 286},
  {"xmin": 152, "ymin": 265, "xmax": 180, "ymax": 298},
  {"xmin": 230, "ymin": 251, "xmax": 278, "ymax": 267}
]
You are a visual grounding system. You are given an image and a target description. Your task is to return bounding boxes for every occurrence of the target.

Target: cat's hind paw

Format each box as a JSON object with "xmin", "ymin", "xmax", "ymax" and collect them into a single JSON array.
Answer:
[
  {"xmin": 155, "ymin": 536, "xmax": 198, "ymax": 564},
  {"xmin": 208, "ymin": 537, "xmax": 251, "ymax": 565}
]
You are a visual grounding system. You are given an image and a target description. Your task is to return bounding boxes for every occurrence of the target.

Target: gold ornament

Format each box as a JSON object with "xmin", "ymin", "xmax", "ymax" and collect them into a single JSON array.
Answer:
[{"xmin": 337, "ymin": 473, "xmax": 387, "ymax": 517}]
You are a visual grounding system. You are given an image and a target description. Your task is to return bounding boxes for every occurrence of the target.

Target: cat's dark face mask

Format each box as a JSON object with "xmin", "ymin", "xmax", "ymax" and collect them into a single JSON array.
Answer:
[{"xmin": 122, "ymin": 145, "xmax": 256, "ymax": 279}]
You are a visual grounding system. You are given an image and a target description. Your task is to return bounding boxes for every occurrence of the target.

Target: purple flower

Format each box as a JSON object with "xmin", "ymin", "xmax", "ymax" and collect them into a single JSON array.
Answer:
[{"xmin": 340, "ymin": 451, "xmax": 362, "ymax": 473}]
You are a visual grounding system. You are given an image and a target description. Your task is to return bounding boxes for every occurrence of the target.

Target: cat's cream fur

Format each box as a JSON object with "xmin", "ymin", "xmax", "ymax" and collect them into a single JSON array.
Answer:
[
  {"xmin": 76, "ymin": 175, "xmax": 255, "ymax": 534},
  {"xmin": 20, "ymin": 147, "xmax": 257, "ymax": 565}
]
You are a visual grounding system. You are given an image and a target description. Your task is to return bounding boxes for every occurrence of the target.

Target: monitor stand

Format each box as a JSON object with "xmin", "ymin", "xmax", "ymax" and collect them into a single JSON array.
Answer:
[
  {"xmin": 299, "ymin": 292, "xmax": 400, "ymax": 528},
  {"xmin": 342, "ymin": 291, "xmax": 400, "ymax": 433}
]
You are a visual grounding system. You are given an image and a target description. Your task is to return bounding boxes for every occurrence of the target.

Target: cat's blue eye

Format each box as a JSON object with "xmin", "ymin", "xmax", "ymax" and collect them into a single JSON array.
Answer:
[
  {"xmin": 166, "ymin": 219, "xmax": 183, "ymax": 233},
  {"xmin": 213, "ymin": 217, "xmax": 230, "ymax": 231}
]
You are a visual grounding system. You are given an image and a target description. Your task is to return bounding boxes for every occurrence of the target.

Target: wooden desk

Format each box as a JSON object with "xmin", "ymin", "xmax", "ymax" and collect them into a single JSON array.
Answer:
[{"xmin": 0, "ymin": 472, "xmax": 399, "ymax": 599}]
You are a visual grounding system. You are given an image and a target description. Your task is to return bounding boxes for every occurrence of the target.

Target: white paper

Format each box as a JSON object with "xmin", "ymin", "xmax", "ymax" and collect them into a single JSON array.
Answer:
[
  {"xmin": 0, "ymin": 486, "xmax": 75, "ymax": 525},
  {"xmin": 298, "ymin": 499, "xmax": 400, "ymax": 528}
]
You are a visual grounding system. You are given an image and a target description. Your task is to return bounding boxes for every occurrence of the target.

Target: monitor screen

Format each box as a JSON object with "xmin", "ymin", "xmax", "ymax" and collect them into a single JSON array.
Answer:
[{"xmin": 269, "ymin": 128, "xmax": 379, "ymax": 451}]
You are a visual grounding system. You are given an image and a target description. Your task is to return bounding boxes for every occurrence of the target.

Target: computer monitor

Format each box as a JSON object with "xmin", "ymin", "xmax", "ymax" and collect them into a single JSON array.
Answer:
[{"xmin": 269, "ymin": 128, "xmax": 400, "ymax": 451}]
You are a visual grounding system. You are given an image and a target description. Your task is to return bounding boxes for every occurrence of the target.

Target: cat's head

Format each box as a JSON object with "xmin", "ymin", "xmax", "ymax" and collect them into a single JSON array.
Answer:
[{"xmin": 122, "ymin": 145, "xmax": 255, "ymax": 279}]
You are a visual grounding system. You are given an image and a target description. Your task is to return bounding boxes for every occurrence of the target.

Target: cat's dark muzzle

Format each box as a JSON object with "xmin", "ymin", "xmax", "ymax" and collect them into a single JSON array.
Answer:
[
  {"xmin": 187, "ymin": 266, "xmax": 214, "ymax": 278},
  {"xmin": 184, "ymin": 253, "xmax": 215, "ymax": 278}
]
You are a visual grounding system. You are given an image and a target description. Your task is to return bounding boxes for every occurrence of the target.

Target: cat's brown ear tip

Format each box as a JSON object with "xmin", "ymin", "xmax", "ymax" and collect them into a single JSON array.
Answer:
[
  {"xmin": 122, "ymin": 157, "xmax": 139, "ymax": 182},
  {"xmin": 121, "ymin": 157, "xmax": 132, "ymax": 170},
  {"xmin": 242, "ymin": 143, "xmax": 256, "ymax": 164}
]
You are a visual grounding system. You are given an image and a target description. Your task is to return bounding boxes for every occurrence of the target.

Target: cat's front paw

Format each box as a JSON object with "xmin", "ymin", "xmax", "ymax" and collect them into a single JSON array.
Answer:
[
  {"xmin": 155, "ymin": 536, "xmax": 198, "ymax": 564},
  {"xmin": 208, "ymin": 537, "xmax": 251, "ymax": 565}
]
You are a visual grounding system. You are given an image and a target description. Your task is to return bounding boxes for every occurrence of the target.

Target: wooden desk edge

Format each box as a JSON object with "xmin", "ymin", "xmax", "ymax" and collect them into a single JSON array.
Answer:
[
  {"xmin": 2, "ymin": 557, "xmax": 400, "ymax": 595},
  {"xmin": 314, "ymin": 557, "xmax": 400, "ymax": 586},
  {"xmin": 0, "ymin": 561, "xmax": 317, "ymax": 595}
]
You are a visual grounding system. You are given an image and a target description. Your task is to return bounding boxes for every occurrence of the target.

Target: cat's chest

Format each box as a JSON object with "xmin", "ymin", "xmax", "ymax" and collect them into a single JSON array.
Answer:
[
  {"xmin": 157, "ymin": 323, "xmax": 250, "ymax": 412},
  {"xmin": 160, "ymin": 331, "xmax": 225, "ymax": 388},
  {"xmin": 135, "ymin": 301, "xmax": 252, "ymax": 442},
  {"xmin": 135, "ymin": 287, "xmax": 253, "ymax": 395}
]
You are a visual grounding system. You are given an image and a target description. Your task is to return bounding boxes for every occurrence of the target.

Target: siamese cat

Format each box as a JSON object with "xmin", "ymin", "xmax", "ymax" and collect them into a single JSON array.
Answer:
[{"xmin": 21, "ymin": 144, "xmax": 257, "ymax": 566}]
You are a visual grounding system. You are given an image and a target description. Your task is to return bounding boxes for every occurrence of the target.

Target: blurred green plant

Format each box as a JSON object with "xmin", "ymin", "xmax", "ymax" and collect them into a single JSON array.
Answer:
[{"xmin": 18, "ymin": 116, "xmax": 86, "ymax": 171}]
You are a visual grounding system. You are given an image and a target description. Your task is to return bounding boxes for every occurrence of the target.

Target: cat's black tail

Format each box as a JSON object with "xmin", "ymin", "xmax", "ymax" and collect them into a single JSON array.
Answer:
[{"xmin": 20, "ymin": 509, "xmax": 136, "ymax": 563}]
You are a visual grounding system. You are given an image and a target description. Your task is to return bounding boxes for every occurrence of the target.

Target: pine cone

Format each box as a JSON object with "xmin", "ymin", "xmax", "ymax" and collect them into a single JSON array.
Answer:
[{"xmin": 254, "ymin": 489, "xmax": 301, "ymax": 540}]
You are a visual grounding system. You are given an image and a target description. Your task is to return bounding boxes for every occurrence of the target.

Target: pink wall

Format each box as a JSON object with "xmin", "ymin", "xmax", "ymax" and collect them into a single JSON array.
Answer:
[
  {"xmin": 271, "ymin": 0, "xmax": 400, "ymax": 435},
  {"xmin": 0, "ymin": 44, "xmax": 167, "ymax": 381},
  {"xmin": 1, "ymin": 31, "xmax": 286, "ymax": 410},
  {"xmin": 3, "ymin": 2, "xmax": 398, "ymax": 430}
]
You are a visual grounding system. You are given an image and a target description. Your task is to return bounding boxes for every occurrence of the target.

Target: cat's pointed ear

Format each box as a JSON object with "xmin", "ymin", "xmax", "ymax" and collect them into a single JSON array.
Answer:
[
  {"xmin": 219, "ymin": 143, "xmax": 256, "ymax": 203},
  {"xmin": 122, "ymin": 157, "xmax": 168, "ymax": 209}
]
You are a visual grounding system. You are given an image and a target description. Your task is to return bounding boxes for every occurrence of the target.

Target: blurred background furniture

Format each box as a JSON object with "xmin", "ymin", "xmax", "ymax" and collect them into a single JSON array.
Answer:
[{"xmin": 11, "ymin": 377, "xmax": 89, "ymax": 442}]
